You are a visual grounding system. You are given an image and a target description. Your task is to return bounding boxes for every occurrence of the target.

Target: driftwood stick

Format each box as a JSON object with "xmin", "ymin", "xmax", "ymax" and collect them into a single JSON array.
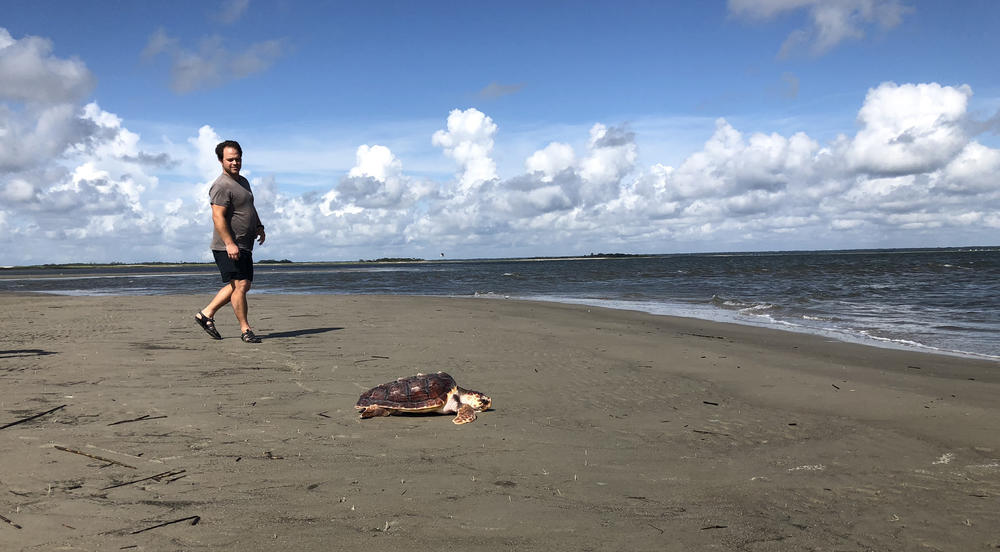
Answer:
[
  {"xmin": 0, "ymin": 513, "xmax": 22, "ymax": 529},
  {"xmin": 108, "ymin": 415, "xmax": 167, "ymax": 426},
  {"xmin": 692, "ymin": 429, "xmax": 732, "ymax": 437},
  {"xmin": 130, "ymin": 515, "xmax": 200, "ymax": 534},
  {"xmin": 53, "ymin": 445, "xmax": 137, "ymax": 469},
  {"xmin": 102, "ymin": 470, "xmax": 186, "ymax": 490},
  {"xmin": 108, "ymin": 414, "xmax": 148, "ymax": 426},
  {"xmin": 0, "ymin": 404, "xmax": 67, "ymax": 430}
]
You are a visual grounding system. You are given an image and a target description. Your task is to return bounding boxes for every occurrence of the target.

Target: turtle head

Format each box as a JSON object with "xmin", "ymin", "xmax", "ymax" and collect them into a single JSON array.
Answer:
[{"xmin": 459, "ymin": 389, "xmax": 492, "ymax": 412}]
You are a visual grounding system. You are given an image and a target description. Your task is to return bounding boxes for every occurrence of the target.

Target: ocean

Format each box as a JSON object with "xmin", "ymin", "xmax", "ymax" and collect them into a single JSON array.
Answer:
[{"xmin": 2, "ymin": 248, "xmax": 998, "ymax": 360}]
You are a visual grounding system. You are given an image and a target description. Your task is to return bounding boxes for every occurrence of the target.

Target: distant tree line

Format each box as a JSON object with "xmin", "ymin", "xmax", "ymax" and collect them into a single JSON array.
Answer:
[{"xmin": 586, "ymin": 253, "xmax": 642, "ymax": 258}]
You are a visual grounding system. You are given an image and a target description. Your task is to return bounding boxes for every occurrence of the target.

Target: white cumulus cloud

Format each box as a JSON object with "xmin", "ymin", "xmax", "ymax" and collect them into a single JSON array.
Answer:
[
  {"xmin": 432, "ymin": 108, "xmax": 498, "ymax": 193},
  {"xmin": 0, "ymin": 27, "xmax": 95, "ymax": 104},
  {"xmin": 331, "ymin": 144, "xmax": 421, "ymax": 209},
  {"xmin": 525, "ymin": 142, "xmax": 575, "ymax": 181},
  {"xmin": 846, "ymin": 82, "xmax": 971, "ymax": 175}
]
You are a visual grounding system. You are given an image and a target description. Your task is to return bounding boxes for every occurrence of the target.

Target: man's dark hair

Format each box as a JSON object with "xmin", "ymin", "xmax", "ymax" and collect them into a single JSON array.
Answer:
[{"xmin": 215, "ymin": 140, "xmax": 243, "ymax": 161}]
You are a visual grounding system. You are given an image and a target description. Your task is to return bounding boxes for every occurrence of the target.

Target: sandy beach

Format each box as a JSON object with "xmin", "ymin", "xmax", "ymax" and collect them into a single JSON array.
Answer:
[{"xmin": 1, "ymin": 292, "xmax": 999, "ymax": 551}]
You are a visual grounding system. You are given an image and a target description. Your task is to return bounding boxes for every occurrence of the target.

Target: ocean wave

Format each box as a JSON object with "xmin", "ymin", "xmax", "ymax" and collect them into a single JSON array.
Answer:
[
  {"xmin": 710, "ymin": 294, "xmax": 780, "ymax": 315},
  {"xmin": 932, "ymin": 324, "xmax": 998, "ymax": 333},
  {"xmin": 497, "ymin": 293, "xmax": 999, "ymax": 360},
  {"xmin": 802, "ymin": 314, "xmax": 834, "ymax": 322},
  {"xmin": 473, "ymin": 291, "xmax": 509, "ymax": 299}
]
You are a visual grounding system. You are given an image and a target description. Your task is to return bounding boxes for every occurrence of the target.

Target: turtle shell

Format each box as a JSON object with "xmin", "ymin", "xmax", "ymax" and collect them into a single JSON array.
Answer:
[{"xmin": 355, "ymin": 372, "xmax": 457, "ymax": 411}]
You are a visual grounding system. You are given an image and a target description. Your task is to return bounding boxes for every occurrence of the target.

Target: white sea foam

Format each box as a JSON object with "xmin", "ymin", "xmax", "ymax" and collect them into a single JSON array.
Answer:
[{"xmin": 494, "ymin": 293, "xmax": 1000, "ymax": 361}]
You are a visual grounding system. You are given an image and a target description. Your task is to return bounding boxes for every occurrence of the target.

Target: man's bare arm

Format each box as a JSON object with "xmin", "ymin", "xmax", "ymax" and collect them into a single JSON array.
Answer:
[{"xmin": 212, "ymin": 204, "xmax": 240, "ymax": 259}]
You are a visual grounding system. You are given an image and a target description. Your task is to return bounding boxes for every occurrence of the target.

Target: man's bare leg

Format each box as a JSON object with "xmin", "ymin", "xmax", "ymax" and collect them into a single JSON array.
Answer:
[
  {"xmin": 229, "ymin": 279, "xmax": 253, "ymax": 333},
  {"xmin": 201, "ymin": 283, "xmax": 235, "ymax": 319}
]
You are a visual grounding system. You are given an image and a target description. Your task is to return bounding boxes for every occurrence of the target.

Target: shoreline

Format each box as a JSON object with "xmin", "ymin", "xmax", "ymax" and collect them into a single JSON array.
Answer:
[
  {"xmin": 2, "ymin": 293, "xmax": 999, "ymax": 550},
  {"xmin": 478, "ymin": 293, "xmax": 1000, "ymax": 362},
  {"xmin": 2, "ymin": 248, "xmax": 997, "ymax": 361},
  {"xmin": 6, "ymin": 282, "xmax": 998, "ymax": 361}
]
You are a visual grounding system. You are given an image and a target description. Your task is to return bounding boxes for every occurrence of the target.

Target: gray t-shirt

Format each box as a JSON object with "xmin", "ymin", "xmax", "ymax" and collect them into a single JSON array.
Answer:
[{"xmin": 209, "ymin": 172, "xmax": 262, "ymax": 251}]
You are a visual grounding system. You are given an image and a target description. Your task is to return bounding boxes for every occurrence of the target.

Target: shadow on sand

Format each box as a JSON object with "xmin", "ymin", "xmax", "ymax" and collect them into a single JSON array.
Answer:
[{"xmin": 262, "ymin": 327, "xmax": 343, "ymax": 339}]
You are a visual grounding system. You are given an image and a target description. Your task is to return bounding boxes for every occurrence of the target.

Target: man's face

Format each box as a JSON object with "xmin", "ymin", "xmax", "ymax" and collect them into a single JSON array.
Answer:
[{"xmin": 220, "ymin": 147, "xmax": 242, "ymax": 177}]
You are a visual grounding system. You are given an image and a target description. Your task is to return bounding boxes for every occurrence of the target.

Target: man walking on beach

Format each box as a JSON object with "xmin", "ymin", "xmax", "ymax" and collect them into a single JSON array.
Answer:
[{"xmin": 194, "ymin": 140, "xmax": 266, "ymax": 343}]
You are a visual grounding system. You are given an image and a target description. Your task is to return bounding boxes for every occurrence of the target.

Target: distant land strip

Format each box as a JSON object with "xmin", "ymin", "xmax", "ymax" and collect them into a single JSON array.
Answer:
[
  {"xmin": 0, "ymin": 253, "xmax": 653, "ymax": 271},
  {"xmin": 3, "ymin": 246, "xmax": 995, "ymax": 271}
]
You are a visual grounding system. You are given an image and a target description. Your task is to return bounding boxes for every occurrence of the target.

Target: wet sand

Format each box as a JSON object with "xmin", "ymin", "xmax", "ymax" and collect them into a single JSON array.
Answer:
[{"xmin": 1, "ymin": 293, "xmax": 999, "ymax": 551}]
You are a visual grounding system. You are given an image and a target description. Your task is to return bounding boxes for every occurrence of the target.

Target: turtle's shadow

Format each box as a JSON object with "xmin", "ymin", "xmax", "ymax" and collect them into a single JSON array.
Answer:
[
  {"xmin": 263, "ymin": 327, "xmax": 343, "ymax": 339},
  {"xmin": 390, "ymin": 408, "xmax": 495, "ymax": 418}
]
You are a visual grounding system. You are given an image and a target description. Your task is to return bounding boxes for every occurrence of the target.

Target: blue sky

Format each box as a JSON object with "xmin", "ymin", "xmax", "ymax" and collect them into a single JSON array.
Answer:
[{"xmin": 1, "ymin": 0, "xmax": 998, "ymax": 264}]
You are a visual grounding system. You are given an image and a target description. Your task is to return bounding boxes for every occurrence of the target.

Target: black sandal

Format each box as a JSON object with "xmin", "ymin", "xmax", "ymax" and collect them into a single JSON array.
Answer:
[
  {"xmin": 195, "ymin": 312, "xmax": 222, "ymax": 340},
  {"xmin": 241, "ymin": 329, "xmax": 262, "ymax": 343}
]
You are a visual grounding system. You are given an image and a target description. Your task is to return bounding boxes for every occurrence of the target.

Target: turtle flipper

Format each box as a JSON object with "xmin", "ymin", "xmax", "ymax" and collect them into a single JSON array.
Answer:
[
  {"xmin": 360, "ymin": 406, "xmax": 393, "ymax": 419},
  {"xmin": 452, "ymin": 404, "xmax": 477, "ymax": 424}
]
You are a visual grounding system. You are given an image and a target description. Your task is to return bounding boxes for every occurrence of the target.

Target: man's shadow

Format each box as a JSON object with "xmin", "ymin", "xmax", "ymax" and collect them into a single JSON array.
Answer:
[{"xmin": 262, "ymin": 327, "xmax": 343, "ymax": 339}]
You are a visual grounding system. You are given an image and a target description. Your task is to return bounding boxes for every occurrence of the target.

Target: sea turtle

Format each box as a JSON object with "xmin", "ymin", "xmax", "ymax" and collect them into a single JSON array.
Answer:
[{"xmin": 355, "ymin": 372, "xmax": 492, "ymax": 424}]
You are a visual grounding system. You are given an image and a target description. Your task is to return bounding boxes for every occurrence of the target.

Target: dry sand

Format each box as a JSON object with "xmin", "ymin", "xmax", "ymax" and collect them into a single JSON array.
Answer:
[{"xmin": 1, "ymin": 293, "xmax": 999, "ymax": 551}]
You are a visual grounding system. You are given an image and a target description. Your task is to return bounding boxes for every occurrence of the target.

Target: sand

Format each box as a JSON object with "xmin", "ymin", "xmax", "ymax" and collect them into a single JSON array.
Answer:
[{"xmin": 1, "ymin": 293, "xmax": 999, "ymax": 551}]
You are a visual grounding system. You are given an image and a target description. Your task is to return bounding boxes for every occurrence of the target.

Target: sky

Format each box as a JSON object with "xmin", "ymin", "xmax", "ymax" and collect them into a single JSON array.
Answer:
[{"xmin": 1, "ymin": 0, "xmax": 999, "ymax": 265}]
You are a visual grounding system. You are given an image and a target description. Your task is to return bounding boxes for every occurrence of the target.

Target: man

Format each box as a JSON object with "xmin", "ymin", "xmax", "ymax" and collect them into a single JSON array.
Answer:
[{"xmin": 194, "ymin": 140, "xmax": 266, "ymax": 343}]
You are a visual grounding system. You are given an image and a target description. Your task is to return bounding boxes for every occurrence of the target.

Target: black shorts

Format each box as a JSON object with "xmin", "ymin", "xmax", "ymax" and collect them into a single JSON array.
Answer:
[{"xmin": 213, "ymin": 249, "xmax": 254, "ymax": 283}]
